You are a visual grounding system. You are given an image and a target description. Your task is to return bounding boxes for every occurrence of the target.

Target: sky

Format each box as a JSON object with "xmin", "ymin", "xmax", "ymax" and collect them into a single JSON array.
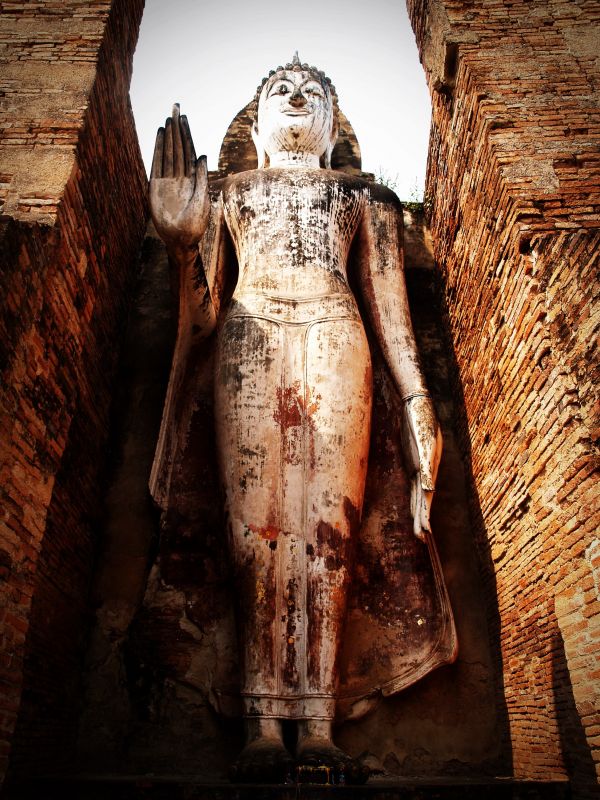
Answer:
[{"xmin": 130, "ymin": 0, "xmax": 431, "ymax": 201}]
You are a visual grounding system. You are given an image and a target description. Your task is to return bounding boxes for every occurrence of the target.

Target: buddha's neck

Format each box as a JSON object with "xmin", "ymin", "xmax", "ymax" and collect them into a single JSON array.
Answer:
[{"xmin": 268, "ymin": 151, "xmax": 320, "ymax": 168}]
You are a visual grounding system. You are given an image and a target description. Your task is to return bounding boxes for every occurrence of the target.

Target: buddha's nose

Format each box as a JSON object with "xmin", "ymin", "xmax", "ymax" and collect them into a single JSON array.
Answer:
[{"xmin": 288, "ymin": 88, "xmax": 307, "ymax": 108}]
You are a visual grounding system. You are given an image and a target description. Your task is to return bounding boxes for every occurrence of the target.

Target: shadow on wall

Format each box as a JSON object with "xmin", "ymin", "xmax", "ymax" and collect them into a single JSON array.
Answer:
[
  {"xmin": 6, "ymin": 245, "xmax": 143, "ymax": 780},
  {"xmin": 552, "ymin": 629, "xmax": 597, "ymax": 797},
  {"xmin": 75, "ymin": 233, "xmax": 243, "ymax": 778},
  {"xmin": 437, "ymin": 284, "xmax": 514, "ymax": 775}
]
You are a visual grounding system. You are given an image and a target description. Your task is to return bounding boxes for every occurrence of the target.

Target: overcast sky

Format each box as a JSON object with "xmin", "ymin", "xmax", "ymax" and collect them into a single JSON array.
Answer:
[{"xmin": 130, "ymin": 0, "xmax": 431, "ymax": 200}]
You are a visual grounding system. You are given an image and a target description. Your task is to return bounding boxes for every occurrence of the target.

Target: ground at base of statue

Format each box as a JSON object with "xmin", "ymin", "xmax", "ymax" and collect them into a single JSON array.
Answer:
[{"xmin": 2, "ymin": 774, "xmax": 570, "ymax": 800}]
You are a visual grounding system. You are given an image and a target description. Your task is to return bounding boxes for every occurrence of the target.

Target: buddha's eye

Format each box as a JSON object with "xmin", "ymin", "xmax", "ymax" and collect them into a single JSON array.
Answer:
[
  {"xmin": 304, "ymin": 84, "xmax": 323, "ymax": 97},
  {"xmin": 277, "ymin": 84, "xmax": 289, "ymax": 94}
]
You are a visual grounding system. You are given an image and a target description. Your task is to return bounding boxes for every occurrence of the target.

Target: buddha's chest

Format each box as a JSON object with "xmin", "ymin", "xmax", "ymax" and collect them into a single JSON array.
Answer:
[{"xmin": 223, "ymin": 169, "xmax": 367, "ymax": 259}]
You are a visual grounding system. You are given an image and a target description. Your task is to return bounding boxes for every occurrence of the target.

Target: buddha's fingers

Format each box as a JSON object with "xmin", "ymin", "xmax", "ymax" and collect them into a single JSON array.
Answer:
[
  {"xmin": 411, "ymin": 473, "xmax": 433, "ymax": 541},
  {"xmin": 192, "ymin": 155, "xmax": 209, "ymax": 213},
  {"xmin": 180, "ymin": 115, "xmax": 197, "ymax": 178},
  {"xmin": 151, "ymin": 126, "xmax": 165, "ymax": 179},
  {"xmin": 420, "ymin": 489, "xmax": 433, "ymax": 535},
  {"xmin": 171, "ymin": 103, "xmax": 185, "ymax": 177},
  {"xmin": 163, "ymin": 117, "xmax": 174, "ymax": 177}
]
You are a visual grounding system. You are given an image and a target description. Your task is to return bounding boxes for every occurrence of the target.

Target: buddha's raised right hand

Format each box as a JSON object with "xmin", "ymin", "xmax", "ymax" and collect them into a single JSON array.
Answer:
[{"xmin": 149, "ymin": 104, "xmax": 210, "ymax": 251}]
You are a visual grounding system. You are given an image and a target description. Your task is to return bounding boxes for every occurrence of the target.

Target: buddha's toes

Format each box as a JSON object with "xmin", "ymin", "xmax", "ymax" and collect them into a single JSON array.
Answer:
[
  {"xmin": 296, "ymin": 736, "xmax": 371, "ymax": 784},
  {"xmin": 229, "ymin": 737, "xmax": 294, "ymax": 783}
]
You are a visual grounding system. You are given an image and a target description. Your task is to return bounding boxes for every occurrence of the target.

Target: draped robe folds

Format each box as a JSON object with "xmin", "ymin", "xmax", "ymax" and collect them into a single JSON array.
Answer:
[{"xmin": 149, "ymin": 167, "xmax": 457, "ymax": 722}]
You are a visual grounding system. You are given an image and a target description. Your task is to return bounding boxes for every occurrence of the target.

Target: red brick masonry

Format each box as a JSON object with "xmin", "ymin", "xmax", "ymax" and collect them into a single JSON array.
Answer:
[
  {"xmin": 0, "ymin": 0, "xmax": 146, "ymax": 780},
  {"xmin": 407, "ymin": 0, "xmax": 599, "ymax": 795}
]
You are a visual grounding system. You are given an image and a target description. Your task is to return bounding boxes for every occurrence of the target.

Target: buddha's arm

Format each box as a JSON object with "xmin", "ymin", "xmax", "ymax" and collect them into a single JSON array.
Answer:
[
  {"xmin": 355, "ymin": 185, "xmax": 442, "ymax": 538},
  {"xmin": 150, "ymin": 104, "xmax": 222, "ymax": 339}
]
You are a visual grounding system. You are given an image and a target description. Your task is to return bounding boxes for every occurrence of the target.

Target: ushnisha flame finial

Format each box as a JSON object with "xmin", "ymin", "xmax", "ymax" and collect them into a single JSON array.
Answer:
[{"xmin": 292, "ymin": 51, "xmax": 301, "ymax": 67}]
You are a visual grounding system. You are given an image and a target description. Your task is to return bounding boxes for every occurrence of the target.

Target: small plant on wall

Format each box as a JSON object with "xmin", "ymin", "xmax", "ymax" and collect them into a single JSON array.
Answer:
[{"xmin": 375, "ymin": 169, "xmax": 424, "ymax": 211}]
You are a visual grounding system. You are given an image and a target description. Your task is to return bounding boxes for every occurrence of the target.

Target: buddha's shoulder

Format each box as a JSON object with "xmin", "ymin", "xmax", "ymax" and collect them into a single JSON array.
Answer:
[{"xmin": 216, "ymin": 168, "xmax": 401, "ymax": 207}]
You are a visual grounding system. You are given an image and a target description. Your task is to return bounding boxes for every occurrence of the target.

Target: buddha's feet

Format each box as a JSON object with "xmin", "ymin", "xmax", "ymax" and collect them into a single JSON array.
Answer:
[
  {"xmin": 229, "ymin": 736, "xmax": 294, "ymax": 783},
  {"xmin": 296, "ymin": 736, "xmax": 370, "ymax": 784}
]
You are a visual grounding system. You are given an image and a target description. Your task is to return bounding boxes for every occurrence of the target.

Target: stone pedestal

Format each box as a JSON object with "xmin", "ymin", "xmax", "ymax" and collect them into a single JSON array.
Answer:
[{"xmin": 4, "ymin": 775, "xmax": 570, "ymax": 800}]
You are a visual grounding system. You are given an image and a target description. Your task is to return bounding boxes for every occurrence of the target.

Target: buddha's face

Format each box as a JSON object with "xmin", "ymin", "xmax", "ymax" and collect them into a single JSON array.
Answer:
[{"xmin": 255, "ymin": 69, "xmax": 337, "ymax": 164}]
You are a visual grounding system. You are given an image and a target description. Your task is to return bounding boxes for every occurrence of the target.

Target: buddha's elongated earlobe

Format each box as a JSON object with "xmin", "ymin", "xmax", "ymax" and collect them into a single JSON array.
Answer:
[
  {"xmin": 252, "ymin": 122, "xmax": 266, "ymax": 169},
  {"xmin": 324, "ymin": 116, "xmax": 339, "ymax": 169}
]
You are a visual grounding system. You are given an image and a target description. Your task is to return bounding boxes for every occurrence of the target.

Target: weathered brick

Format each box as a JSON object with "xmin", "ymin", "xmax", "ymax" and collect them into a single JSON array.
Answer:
[
  {"xmin": 0, "ymin": 0, "xmax": 146, "ymax": 782},
  {"xmin": 408, "ymin": 0, "xmax": 599, "ymax": 795}
]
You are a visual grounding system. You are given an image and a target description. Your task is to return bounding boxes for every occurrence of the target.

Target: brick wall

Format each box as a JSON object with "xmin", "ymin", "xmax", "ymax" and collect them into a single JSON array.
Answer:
[
  {"xmin": 406, "ymin": 0, "xmax": 599, "ymax": 795},
  {"xmin": 0, "ymin": 0, "xmax": 146, "ymax": 780}
]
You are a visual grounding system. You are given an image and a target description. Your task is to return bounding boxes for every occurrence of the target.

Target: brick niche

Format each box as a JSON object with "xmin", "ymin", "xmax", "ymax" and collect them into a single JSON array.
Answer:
[{"xmin": 0, "ymin": 0, "xmax": 598, "ymax": 796}]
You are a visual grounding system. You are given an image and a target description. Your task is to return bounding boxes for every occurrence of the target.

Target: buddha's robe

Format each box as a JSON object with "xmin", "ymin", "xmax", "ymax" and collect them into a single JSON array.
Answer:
[{"xmin": 150, "ymin": 168, "xmax": 457, "ymax": 721}]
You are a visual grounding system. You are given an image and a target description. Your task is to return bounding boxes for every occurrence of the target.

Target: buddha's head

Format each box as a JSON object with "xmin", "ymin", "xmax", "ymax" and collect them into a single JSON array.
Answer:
[{"xmin": 252, "ymin": 54, "xmax": 339, "ymax": 169}]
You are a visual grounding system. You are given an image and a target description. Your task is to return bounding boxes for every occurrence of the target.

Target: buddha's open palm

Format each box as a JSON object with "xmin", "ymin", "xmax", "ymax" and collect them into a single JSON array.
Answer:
[{"xmin": 149, "ymin": 104, "xmax": 209, "ymax": 248}]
